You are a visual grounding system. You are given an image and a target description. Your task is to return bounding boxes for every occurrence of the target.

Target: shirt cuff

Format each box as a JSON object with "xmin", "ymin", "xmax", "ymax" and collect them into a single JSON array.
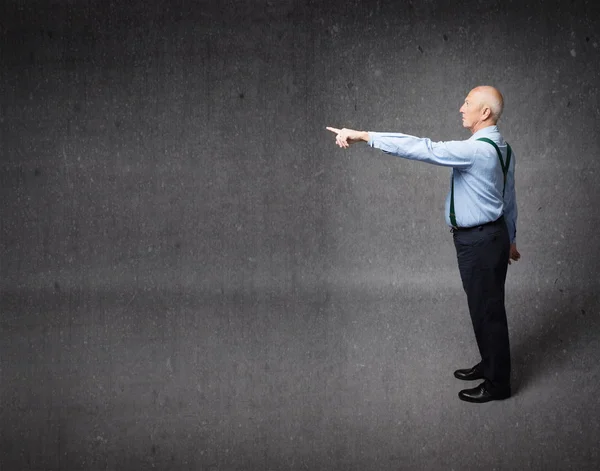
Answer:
[{"xmin": 367, "ymin": 132, "xmax": 376, "ymax": 147}]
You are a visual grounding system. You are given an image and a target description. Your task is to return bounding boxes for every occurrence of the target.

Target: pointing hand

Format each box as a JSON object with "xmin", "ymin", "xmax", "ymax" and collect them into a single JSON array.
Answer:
[{"xmin": 326, "ymin": 127, "xmax": 370, "ymax": 148}]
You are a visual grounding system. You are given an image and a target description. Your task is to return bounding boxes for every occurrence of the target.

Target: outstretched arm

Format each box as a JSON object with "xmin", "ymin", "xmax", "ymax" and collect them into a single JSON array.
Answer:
[{"xmin": 326, "ymin": 126, "xmax": 475, "ymax": 169}]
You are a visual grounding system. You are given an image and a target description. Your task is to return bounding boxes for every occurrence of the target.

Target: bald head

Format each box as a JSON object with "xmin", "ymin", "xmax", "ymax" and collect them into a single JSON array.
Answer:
[
  {"xmin": 460, "ymin": 86, "xmax": 505, "ymax": 133},
  {"xmin": 471, "ymin": 86, "xmax": 504, "ymax": 122}
]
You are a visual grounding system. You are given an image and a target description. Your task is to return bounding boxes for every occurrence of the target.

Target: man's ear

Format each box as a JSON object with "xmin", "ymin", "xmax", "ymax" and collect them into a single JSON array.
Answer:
[{"xmin": 482, "ymin": 106, "xmax": 491, "ymax": 120}]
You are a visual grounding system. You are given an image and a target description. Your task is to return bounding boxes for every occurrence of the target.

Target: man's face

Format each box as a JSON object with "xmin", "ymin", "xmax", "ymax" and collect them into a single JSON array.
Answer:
[{"xmin": 459, "ymin": 91, "xmax": 482, "ymax": 131}]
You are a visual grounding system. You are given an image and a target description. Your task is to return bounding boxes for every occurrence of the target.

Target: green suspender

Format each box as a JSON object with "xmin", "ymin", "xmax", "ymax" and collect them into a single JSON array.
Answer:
[
  {"xmin": 476, "ymin": 137, "xmax": 512, "ymax": 196},
  {"xmin": 449, "ymin": 138, "xmax": 512, "ymax": 228},
  {"xmin": 450, "ymin": 171, "xmax": 457, "ymax": 227}
]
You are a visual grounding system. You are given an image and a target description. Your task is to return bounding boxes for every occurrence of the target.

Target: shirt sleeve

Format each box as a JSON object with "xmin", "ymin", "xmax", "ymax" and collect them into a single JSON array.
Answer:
[
  {"xmin": 503, "ymin": 150, "xmax": 518, "ymax": 244},
  {"xmin": 367, "ymin": 132, "xmax": 475, "ymax": 169}
]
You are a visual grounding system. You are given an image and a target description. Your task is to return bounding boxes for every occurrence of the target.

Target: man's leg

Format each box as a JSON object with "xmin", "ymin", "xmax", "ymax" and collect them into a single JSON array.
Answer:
[{"xmin": 453, "ymin": 221, "xmax": 511, "ymax": 391}]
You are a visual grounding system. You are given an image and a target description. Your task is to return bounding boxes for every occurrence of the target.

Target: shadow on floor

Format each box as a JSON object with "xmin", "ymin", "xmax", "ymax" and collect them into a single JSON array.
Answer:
[{"xmin": 510, "ymin": 288, "xmax": 599, "ymax": 394}]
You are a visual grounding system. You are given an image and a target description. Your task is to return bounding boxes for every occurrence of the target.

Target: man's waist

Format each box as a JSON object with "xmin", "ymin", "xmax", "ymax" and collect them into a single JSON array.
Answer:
[{"xmin": 451, "ymin": 215, "xmax": 505, "ymax": 233}]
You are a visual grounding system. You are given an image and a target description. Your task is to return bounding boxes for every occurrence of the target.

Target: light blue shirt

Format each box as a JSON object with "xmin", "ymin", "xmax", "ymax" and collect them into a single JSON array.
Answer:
[{"xmin": 367, "ymin": 125, "xmax": 517, "ymax": 243}]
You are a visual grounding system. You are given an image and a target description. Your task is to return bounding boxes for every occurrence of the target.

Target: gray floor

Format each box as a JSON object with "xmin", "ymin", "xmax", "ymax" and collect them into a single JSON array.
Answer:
[{"xmin": 2, "ymin": 271, "xmax": 599, "ymax": 470}]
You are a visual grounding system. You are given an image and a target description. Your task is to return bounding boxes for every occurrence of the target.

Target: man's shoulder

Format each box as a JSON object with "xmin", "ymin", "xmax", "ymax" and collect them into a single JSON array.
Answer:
[{"xmin": 472, "ymin": 126, "xmax": 509, "ymax": 143}]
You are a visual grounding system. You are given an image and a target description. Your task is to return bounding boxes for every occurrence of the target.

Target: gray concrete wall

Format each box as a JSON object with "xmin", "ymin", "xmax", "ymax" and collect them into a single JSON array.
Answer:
[
  {"xmin": 1, "ymin": 0, "xmax": 599, "ymax": 469},
  {"xmin": 2, "ymin": 0, "xmax": 599, "ymax": 296}
]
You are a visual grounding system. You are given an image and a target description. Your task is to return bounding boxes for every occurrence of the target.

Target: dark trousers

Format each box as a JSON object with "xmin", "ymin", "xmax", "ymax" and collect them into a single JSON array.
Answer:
[{"xmin": 453, "ymin": 217, "xmax": 511, "ymax": 390}]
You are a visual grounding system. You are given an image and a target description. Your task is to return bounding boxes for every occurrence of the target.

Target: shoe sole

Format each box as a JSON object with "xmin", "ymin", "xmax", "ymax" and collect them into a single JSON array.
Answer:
[
  {"xmin": 458, "ymin": 393, "xmax": 511, "ymax": 403},
  {"xmin": 453, "ymin": 373, "xmax": 484, "ymax": 381}
]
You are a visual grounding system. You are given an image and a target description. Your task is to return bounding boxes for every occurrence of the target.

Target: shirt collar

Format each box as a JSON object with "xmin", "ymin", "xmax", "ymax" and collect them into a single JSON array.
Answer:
[{"xmin": 469, "ymin": 125, "xmax": 499, "ymax": 140}]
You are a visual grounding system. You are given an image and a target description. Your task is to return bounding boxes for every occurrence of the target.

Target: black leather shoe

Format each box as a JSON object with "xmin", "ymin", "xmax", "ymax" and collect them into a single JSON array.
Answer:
[
  {"xmin": 454, "ymin": 364, "xmax": 484, "ymax": 381},
  {"xmin": 458, "ymin": 382, "xmax": 511, "ymax": 403}
]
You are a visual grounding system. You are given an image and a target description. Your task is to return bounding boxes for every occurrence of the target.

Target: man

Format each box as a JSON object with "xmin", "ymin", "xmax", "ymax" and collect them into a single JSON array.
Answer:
[{"xmin": 326, "ymin": 86, "xmax": 520, "ymax": 403}]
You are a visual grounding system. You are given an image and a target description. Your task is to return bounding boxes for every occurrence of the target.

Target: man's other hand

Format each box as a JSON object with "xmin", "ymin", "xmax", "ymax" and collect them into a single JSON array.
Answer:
[
  {"xmin": 508, "ymin": 243, "xmax": 520, "ymax": 265},
  {"xmin": 326, "ymin": 127, "xmax": 369, "ymax": 148}
]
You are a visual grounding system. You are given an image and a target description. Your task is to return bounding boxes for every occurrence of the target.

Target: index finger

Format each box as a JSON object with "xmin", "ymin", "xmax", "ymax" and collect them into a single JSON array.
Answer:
[{"xmin": 326, "ymin": 127, "xmax": 341, "ymax": 134}]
